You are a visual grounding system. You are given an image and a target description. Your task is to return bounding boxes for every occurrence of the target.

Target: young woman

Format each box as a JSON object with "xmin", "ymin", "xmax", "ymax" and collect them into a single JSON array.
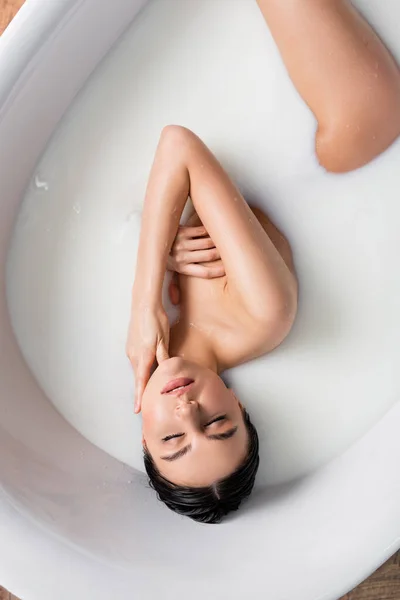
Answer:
[{"xmin": 126, "ymin": 0, "xmax": 400, "ymax": 523}]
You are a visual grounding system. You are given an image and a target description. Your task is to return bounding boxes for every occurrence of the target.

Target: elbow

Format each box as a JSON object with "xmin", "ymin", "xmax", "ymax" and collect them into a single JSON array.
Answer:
[
  {"xmin": 160, "ymin": 124, "xmax": 195, "ymax": 146},
  {"xmin": 315, "ymin": 102, "xmax": 400, "ymax": 173},
  {"xmin": 275, "ymin": 289, "xmax": 298, "ymax": 335},
  {"xmin": 259, "ymin": 283, "xmax": 298, "ymax": 343},
  {"xmin": 266, "ymin": 302, "xmax": 298, "ymax": 350},
  {"xmin": 274, "ymin": 295, "xmax": 298, "ymax": 345},
  {"xmin": 315, "ymin": 80, "xmax": 400, "ymax": 173},
  {"xmin": 158, "ymin": 125, "xmax": 198, "ymax": 162},
  {"xmin": 316, "ymin": 121, "xmax": 400, "ymax": 173}
]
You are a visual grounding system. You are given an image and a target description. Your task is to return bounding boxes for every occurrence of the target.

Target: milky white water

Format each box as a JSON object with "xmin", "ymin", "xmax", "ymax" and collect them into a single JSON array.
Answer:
[{"xmin": 6, "ymin": 0, "xmax": 400, "ymax": 487}]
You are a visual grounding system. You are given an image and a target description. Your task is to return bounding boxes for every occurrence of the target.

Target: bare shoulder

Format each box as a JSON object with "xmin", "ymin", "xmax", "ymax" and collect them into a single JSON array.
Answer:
[
  {"xmin": 181, "ymin": 203, "xmax": 297, "ymax": 368},
  {"xmin": 213, "ymin": 306, "xmax": 286, "ymax": 371}
]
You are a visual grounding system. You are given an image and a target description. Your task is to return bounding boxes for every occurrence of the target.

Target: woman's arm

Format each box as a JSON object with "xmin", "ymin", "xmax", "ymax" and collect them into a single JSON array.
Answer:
[
  {"xmin": 134, "ymin": 126, "xmax": 297, "ymax": 343},
  {"xmin": 256, "ymin": 0, "xmax": 400, "ymax": 172},
  {"xmin": 131, "ymin": 139, "xmax": 203, "ymax": 308}
]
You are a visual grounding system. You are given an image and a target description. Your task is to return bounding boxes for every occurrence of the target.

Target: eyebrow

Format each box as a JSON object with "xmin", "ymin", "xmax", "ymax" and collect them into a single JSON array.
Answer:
[{"xmin": 160, "ymin": 426, "xmax": 238, "ymax": 462}]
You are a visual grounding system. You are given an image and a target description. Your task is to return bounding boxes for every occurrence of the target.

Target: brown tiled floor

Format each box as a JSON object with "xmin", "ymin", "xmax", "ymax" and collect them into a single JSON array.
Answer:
[
  {"xmin": 0, "ymin": 588, "xmax": 18, "ymax": 600},
  {"xmin": 1, "ymin": 1, "xmax": 400, "ymax": 599}
]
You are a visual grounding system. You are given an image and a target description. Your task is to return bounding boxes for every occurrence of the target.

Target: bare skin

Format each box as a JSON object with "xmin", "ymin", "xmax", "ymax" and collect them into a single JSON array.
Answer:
[
  {"xmin": 256, "ymin": 0, "xmax": 400, "ymax": 172},
  {"xmin": 128, "ymin": 0, "xmax": 400, "ymax": 486},
  {"xmin": 168, "ymin": 204, "xmax": 296, "ymax": 371},
  {"xmin": 134, "ymin": 126, "xmax": 298, "ymax": 486}
]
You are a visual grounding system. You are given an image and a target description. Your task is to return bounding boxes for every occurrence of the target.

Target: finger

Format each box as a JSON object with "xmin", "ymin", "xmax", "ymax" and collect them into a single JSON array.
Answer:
[
  {"xmin": 135, "ymin": 375, "xmax": 146, "ymax": 413},
  {"xmin": 127, "ymin": 353, "xmax": 138, "ymax": 374},
  {"xmin": 181, "ymin": 260, "xmax": 226, "ymax": 278},
  {"xmin": 188, "ymin": 225, "xmax": 208, "ymax": 238},
  {"xmin": 204, "ymin": 260, "xmax": 226, "ymax": 278},
  {"xmin": 177, "ymin": 225, "xmax": 207, "ymax": 240},
  {"xmin": 134, "ymin": 351, "xmax": 155, "ymax": 413},
  {"xmin": 188, "ymin": 248, "xmax": 220, "ymax": 263},
  {"xmin": 184, "ymin": 236, "xmax": 216, "ymax": 251},
  {"xmin": 167, "ymin": 255, "xmax": 180, "ymax": 273},
  {"xmin": 156, "ymin": 338, "xmax": 170, "ymax": 364}
]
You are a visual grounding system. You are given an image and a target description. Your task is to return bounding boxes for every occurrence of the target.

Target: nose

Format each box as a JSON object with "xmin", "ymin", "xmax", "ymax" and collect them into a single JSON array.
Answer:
[{"xmin": 175, "ymin": 397, "xmax": 199, "ymax": 419}]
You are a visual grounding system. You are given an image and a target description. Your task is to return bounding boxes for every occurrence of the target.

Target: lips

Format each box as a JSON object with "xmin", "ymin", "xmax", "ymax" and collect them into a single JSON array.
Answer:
[{"xmin": 161, "ymin": 378, "xmax": 194, "ymax": 395}]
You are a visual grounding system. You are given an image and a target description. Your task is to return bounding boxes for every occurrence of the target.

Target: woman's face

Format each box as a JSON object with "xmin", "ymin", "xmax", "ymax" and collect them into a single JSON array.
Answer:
[{"xmin": 141, "ymin": 357, "xmax": 248, "ymax": 487}]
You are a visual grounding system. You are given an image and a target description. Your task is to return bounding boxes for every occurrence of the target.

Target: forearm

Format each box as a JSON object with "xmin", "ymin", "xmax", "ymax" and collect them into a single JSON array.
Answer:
[
  {"xmin": 132, "ymin": 130, "xmax": 190, "ymax": 307},
  {"xmin": 155, "ymin": 126, "xmax": 297, "ymax": 324}
]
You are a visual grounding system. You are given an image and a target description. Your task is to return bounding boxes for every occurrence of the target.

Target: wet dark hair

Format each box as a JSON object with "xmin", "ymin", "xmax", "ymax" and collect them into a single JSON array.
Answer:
[{"xmin": 143, "ymin": 409, "xmax": 259, "ymax": 524}]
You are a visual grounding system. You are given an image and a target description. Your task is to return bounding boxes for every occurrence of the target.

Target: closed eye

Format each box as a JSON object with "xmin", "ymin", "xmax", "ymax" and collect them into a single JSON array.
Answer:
[
  {"xmin": 206, "ymin": 426, "xmax": 238, "ymax": 441},
  {"xmin": 162, "ymin": 415, "xmax": 228, "ymax": 442},
  {"xmin": 160, "ymin": 426, "xmax": 238, "ymax": 461},
  {"xmin": 205, "ymin": 414, "xmax": 227, "ymax": 427},
  {"xmin": 162, "ymin": 433, "xmax": 184, "ymax": 442}
]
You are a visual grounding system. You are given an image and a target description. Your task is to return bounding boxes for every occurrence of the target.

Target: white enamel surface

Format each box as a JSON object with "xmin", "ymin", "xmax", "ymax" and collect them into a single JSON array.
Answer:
[
  {"xmin": 6, "ymin": 0, "xmax": 400, "ymax": 487},
  {"xmin": 1, "ymin": 1, "xmax": 400, "ymax": 599}
]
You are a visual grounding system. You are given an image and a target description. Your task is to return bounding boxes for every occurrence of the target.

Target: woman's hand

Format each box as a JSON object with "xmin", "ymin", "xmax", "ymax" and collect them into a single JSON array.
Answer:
[
  {"xmin": 167, "ymin": 225, "xmax": 226, "ymax": 279},
  {"xmin": 126, "ymin": 302, "xmax": 170, "ymax": 414}
]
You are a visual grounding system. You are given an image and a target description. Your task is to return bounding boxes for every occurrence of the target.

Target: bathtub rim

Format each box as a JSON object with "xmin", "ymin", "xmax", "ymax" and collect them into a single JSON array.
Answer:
[{"xmin": 1, "ymin": 0, "xmax": 400, "ymax": 599}]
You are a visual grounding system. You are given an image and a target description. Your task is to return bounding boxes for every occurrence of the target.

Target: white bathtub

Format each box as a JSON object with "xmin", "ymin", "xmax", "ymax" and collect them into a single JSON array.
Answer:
[{"xmin": 1, "ymin": 1, "xmax": 400, "ymax": 599}]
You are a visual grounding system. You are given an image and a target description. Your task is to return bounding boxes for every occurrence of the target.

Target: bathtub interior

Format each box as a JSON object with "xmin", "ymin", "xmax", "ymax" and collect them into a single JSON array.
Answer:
[
  {"xmin": 1, "ymin": 1, "xmax": 400, "ymax": 600},
  {"xmin": 0, "ymin": 0, "xmax": 157, "ymax": 569},
  {"xmin": 6, "ymin": 0, "xmax": 400, "ymax": 489}
]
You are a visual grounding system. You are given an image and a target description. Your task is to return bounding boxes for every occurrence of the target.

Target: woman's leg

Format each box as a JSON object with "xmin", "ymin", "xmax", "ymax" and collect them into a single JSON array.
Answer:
[{"xmin": 256, "ymin": 0, "xmax": 400, "ymax": 172}]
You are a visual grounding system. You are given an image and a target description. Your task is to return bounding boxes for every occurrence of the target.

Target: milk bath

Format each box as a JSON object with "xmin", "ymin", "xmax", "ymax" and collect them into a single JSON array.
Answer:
[{"xmin": 6, "ymin": 0, "xmax": 400, "ymax": 487}]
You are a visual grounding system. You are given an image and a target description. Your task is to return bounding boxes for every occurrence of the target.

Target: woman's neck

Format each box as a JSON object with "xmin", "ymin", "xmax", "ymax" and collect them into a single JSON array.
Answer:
[{"xmin": 169, "ymin": 313, "xmax": 221, "ymax": 374}]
